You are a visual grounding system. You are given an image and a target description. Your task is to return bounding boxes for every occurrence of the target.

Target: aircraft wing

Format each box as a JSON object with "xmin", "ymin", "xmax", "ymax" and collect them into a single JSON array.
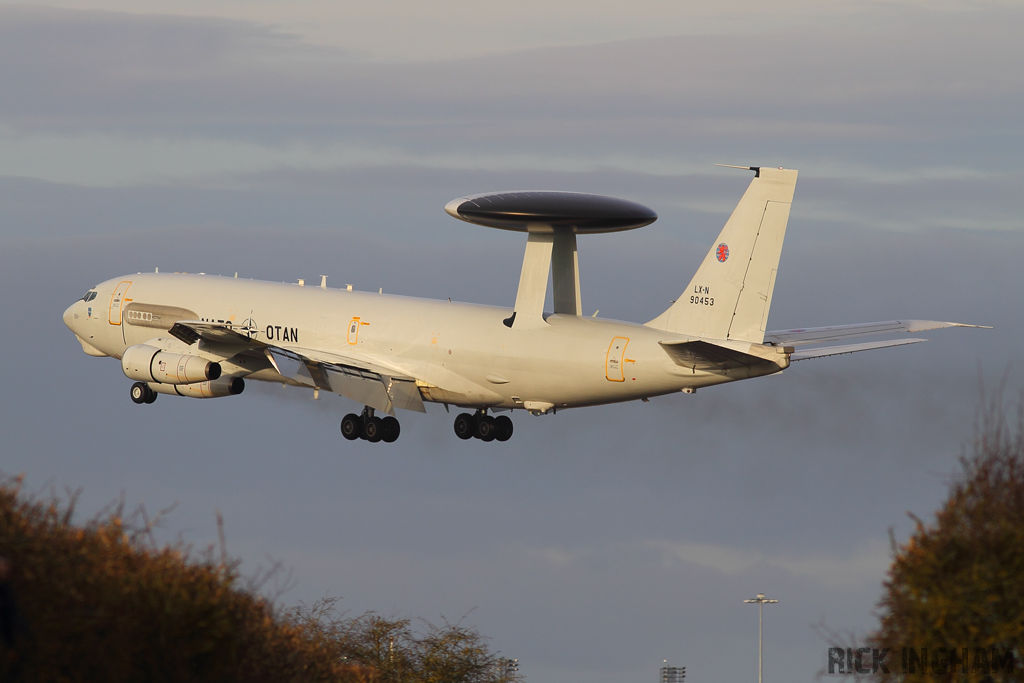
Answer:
[
  {"xmin": 789, "ymin": 338, "xmax": 926, "ymax": 361},
  {"xmin": 168, "ymin": 321, "xmax": 425, "ymax": 415},
  {"xmin": 764, "ymin": 320, "xmax": 989, "ymax": 346},
  {"xmin": 168, "ymin": 320, "xmax": 255, "ymax": 346}
]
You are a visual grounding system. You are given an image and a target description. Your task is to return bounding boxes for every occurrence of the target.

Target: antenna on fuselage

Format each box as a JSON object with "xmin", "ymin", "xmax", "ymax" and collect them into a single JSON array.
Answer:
[{"xmin": 443, "ymin": 191, "xmax": 656, "ymax": 329}]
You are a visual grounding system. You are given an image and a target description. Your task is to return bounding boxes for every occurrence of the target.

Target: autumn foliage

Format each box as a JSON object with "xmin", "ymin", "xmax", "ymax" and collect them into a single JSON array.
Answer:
[
  {"xmin": 872, "ymin": 398, "xmax": 1024, "ymax": 681},
  {"xmin": 0, "ymin": 475, "xmax": 512, "ymax": 683}
]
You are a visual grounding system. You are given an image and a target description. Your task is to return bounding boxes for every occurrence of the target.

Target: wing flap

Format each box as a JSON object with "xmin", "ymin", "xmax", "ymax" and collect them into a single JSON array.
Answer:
[
  {"xmin": 326, "ymin": 372, "xmax": 397, "ymax": 415},
  {"xmin": 765, "ymin": 320, "xmax": 989, "ymax": 346},
  {"xmin": 790, "ymin": 338, "xmax": 925, "ymax": 361},
  {"xmin": 385, "ymin": 378, "xmax": 427, "ymax": 413},
  {"xmin": 170, "ymin": 320, "xmax": 426, "ymax": 414}
]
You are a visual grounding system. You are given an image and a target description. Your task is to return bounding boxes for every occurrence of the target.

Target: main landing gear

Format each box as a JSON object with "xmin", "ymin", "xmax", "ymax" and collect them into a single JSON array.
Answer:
[
  {"xmin": 454, "ymin": 410, "xmax": 513, "ymax": 442},
  {"xmin": 129, "ymin": 381, "xmax": 158, "ymax": 405},
  {"xmin": 341, "ymin": 407, "xmax": 400, "ymax": 443}
]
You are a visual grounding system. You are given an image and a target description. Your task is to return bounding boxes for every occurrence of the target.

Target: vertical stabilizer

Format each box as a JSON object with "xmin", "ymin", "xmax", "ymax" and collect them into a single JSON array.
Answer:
[{"xmin": 646, "ymin": 167, "xmax": 797, "ymax": 343}]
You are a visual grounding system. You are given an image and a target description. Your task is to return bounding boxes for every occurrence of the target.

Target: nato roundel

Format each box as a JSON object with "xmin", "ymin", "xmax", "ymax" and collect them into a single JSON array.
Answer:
[
  {"xmin": 444, "ymin": 191, "xmax": 657, "ymax": 233},
  {"xmin": 716, "ymin": 243, "xmax": 730, "ymax": 262}
]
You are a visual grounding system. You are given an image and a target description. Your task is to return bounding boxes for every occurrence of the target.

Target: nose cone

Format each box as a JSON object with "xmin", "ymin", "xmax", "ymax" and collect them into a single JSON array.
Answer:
[{"xmin": 63, "ymin": 302, "xmax": 77, "ymax": 331}]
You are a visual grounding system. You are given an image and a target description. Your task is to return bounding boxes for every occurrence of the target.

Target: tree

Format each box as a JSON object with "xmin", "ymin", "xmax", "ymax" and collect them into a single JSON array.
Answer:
[
  {"xmin": 287, "ymin": 597, "xmax": 519, "ymax": 683},
  {"xmin": 872, "ymin": 398, "xmax": 1024, "ymax": 682}
]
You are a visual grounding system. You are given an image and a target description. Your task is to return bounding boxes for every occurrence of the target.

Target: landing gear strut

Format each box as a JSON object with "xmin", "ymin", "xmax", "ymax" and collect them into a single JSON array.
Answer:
[
  {"xmin": 341, "ymin": 407, "xmax": 400, "ymax": 443},
  {"xmin": 454, "ymin": 410, "xmax": 513, "ymax": 442},
  {"xmin": 130, "ymin": 382, "xmax": 157, "ymax": 405}
]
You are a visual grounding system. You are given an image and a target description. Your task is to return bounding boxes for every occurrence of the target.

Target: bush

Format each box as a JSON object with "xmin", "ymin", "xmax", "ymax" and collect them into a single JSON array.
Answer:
[{"xmin": 0, "ymin": 474, "xmax": 512, "ymax": 683}]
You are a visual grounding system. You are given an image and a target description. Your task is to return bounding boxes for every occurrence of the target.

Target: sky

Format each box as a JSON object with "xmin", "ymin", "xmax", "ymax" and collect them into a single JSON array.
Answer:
[{"xmin": 1, "ymin": 1, "xmax": 1023, "ymax": 682}]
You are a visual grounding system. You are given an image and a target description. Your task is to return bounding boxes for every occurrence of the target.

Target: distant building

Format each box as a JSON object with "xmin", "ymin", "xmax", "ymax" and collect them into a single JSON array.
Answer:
[
  {"xmin": 660, "ymin": 660, "xmax": 686, "ymax": 683},
  {"xmin": 496, "ymin": 657, "xmax": 519, "ymax": 681}
]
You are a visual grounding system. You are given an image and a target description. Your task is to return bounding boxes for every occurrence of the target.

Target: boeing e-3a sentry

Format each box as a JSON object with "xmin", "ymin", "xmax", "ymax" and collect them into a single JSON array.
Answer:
[{"xmin": 62, "ymin": 166, "xmax": 987, "ymax": 443}]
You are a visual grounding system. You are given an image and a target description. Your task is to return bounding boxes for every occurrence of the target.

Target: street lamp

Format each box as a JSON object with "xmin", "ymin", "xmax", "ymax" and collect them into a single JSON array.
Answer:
[{"xmin": 743, "ymin": 592, "xmax": 778, "ymax": 683}]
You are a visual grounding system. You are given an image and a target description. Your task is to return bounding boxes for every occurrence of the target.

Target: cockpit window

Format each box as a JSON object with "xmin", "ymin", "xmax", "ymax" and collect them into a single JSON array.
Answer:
[{"xmin": 81, "ymin": 291, "xmax": 98, "ymax": 302}]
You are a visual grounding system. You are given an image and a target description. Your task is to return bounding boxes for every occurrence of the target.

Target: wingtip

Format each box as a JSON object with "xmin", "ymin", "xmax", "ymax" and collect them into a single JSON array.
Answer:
[
  {"xmin": 903, "ymin": 319, "xmax": 993, "ymax": 333},
  {"xmin": 950, "ymin": 322, "xmax": 993, "ymax": 330}
]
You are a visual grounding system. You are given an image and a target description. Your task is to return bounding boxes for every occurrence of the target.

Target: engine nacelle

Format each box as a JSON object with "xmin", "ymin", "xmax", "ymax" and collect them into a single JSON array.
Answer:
[
  {"xmin": 122, "ymin": 344, "xmax": 221, "ymax": 385},
  {"xmin": 147, "ymin": 376, "xmax": 245, "ymax": 399}
]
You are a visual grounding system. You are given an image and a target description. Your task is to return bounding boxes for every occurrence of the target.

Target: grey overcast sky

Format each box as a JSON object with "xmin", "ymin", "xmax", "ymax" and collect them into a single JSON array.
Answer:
[{"xmin": 1, "ymin": 2, "xmax": 1022, "ymax": 682}]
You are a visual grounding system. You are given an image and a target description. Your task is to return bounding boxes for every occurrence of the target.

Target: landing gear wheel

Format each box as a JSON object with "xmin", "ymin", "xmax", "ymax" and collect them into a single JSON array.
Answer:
[
  {"xmin": 381, "ymin": 416, "xmax": 401, "ymax": 443},
  {"xmin": 340, "ymin": 413, "xmax": 362, "ymax": 440},
  {"xmin": 363, "ymin": 416, "xmax": 383, "ymax": 443},
  {"xmin": 476, "ymin": 416, "xmax": 497, "ymax": 442},
  {"xmin": 143, "ymin": 387, "xmax": 157, "ymax": 404},
  {"xmin": 454, "ymin": 413, "xmax": 475, "ymax": 440},
  {"xmin": 494, "ymin": 415, "xmax": 513, "ymax": 442},
  {"xmin": 130, "ymin": 382, "xmax": 148, "ymax": 405}
]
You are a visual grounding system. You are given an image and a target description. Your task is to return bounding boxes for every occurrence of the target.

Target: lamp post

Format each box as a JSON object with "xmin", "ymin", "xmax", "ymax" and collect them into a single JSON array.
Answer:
[{"xmin": 743, "ymin": 592, "xmax": 778, "ymax": 683}]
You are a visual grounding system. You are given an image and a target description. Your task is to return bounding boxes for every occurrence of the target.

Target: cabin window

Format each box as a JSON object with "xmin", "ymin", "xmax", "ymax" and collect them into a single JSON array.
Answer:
[{"xmin": 126, "ymin": 310, "xmax": 154, "ymax": 322}]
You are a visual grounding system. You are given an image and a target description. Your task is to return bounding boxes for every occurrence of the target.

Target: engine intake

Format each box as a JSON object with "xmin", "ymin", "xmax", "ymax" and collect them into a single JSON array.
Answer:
[{"xmin": 122, "ymin": 344, "xmax": 221, "ymax": 384}]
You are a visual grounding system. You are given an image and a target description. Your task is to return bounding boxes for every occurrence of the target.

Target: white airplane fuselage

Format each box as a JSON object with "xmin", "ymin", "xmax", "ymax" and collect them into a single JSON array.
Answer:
[
  {"xmin": 65, "ymin": 168, "xmax": 978, "ymax": 442},
  {"xmin": 63, "ymin": 272, "xmax": 783, "ymax": 412}
]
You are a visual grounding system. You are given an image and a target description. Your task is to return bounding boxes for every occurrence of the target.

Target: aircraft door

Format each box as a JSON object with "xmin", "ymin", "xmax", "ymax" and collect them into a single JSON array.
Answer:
[
  {"xmin": 605, "ymin": 337, "xmax": 629, "ymax": 382},
  {"xmin": 108, "ymin": 280, "xmax": 132, "ymax": 325}
]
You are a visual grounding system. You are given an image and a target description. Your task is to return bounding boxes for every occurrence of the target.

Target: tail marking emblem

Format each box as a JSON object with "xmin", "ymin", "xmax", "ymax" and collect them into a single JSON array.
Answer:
[{"xmin": 716, "ymin": 243, "xmax": 730, "ymax": 262}]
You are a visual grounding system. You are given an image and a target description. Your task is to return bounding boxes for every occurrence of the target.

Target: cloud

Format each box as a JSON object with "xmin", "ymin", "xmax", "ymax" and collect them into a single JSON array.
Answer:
[
  {"xmin": 1, "ymin": 5, "xmax": 1022, "ymax": 189},
  {"xmin": 22, "ymin": 0, "xmax": 1024, "ymax": 60},
  {"xmin": 644, "ymin": 538, "xmax": 892, "ymax": 587},
  {"xmin": 513, "ymin": 536, "xmax": 892, "ymax": 587},
  {"xmin": 2, "ymin": 164, "xmax": 1019, "ymax": 255}
]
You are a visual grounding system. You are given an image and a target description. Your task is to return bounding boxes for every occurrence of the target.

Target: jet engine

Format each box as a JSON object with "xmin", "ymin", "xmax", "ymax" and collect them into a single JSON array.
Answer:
[
  {"xmin": 147, "ymin": 376, "xmax": 245, "ymax": 399},
  {"xmin": 121, "ymin": 344, "xmax": 221, "ymax": 384}
]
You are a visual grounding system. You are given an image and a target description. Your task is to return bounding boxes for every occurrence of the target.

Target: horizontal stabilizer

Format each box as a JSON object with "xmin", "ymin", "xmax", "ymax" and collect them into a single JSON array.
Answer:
[
  {"xmin": 765, "ymin": 320, "xmax": 990, "ymax": 346},
  {"xmin": 790, "ymin": 338, "xmax": 925, "ymax": 361},
  {"xmin": 660, "ymin": 339, "xmax": 777, "ymax": 372}
]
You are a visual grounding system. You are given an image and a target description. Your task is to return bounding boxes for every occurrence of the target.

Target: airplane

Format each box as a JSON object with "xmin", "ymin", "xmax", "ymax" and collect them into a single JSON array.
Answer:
[{"xmin": 61, "ymin": 166, "xmax": 987, "ymax": 443}]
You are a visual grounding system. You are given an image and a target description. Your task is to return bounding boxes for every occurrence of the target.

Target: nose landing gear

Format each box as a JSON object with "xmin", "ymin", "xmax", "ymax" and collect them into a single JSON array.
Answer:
[
  {"xmin": 341, "ymin": 407, "xmax": 400, "ymax": 443},
  {"xmin": 454, "ymin": 410, "xmax": 513, "ymax": 442}
]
